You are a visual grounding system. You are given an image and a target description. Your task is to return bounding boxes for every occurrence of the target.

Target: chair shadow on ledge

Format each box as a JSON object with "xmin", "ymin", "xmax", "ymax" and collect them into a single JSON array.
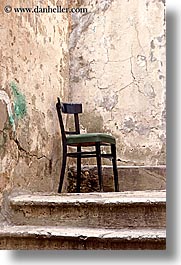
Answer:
[{"xmin": 56, "ymin": 97, "xmax": 119, "ymax": 193}]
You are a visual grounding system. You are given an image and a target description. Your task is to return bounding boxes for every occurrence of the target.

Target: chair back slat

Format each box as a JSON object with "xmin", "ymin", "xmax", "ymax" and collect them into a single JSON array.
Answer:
[{"xmin": 62, "ymin": 103, "xmax": 82, "ymax": 114}]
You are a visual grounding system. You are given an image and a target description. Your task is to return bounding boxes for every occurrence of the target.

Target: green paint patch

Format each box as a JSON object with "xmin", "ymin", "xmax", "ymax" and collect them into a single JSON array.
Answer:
[
  {"xmin": 10, "ymin": 82, "xmax": 27, "ymax": 119},
  {"xmin": 9, "ymin": 115, "xmax": 15, "ymax": 126}
]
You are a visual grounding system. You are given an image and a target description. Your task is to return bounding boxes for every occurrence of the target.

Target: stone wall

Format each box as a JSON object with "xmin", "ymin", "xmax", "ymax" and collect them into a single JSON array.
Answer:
[
  {"xmin": 69, "ymin": 0, "xmax": 166, "ymax": 166},
  {"xmin": 0, "ymin": 0, "xmax": 69, "ymax": 202}
]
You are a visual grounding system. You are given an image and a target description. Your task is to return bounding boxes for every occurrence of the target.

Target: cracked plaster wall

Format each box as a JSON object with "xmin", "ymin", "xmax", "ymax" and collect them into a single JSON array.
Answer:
[
  {"xmin": 0, "ymin": 0, "xmax": 69, "ymax": 202},
  {"xmin": 0, "ymin": 0, "xmax": 166, "ymax": 202},
  {"xmin": 69, "ymin": 0, "xmax": 166, "ymax": 166}
]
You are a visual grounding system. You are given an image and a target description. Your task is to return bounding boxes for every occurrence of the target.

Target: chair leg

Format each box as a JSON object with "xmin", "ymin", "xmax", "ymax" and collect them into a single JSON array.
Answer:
[
  {"xmin": 111, "ymin": 144, "xmax": 119, "ymax": 192},
  {"xmin": 76, "ymin": 146, "xmax": 81, "ymax": 193},
  {"xmin": 96, "ymin": 142, "xmax": 103, "ymax": 192},
  {"xmin": 58, "ymin": 147, "xmax": 67, "ymax": 193}
]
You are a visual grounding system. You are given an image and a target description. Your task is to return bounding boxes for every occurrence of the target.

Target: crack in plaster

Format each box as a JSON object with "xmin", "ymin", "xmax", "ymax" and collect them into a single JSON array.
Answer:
[
  {"xmin": 130, "ymin": 54, "xmax": 151, "ymax": 98},
  {"xmin": 129, "ymin": 56, "xmax": 144, "ymax": 95},
  {"xmin": 13, "ymin": 137, "xmax": 51, "ymax": 162},
  {"xmin": 134, "ymin": 22, "xmax": 145, "ymax": 55},
  {"xmin": 116, "ymin": 82, "xmax": 134, "ymax": 93}
]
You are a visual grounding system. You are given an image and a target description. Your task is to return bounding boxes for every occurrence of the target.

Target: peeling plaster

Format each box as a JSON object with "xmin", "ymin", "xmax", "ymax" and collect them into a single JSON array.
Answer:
[
  {"xmin": 0, "ymin": 90, "xmax": 15, "ymax": 131},
  {"xmin": 69, "ymin": 0, "xmax": 114, "ymax": 50},
  {"xmin": 69, "ymin": 0, "xmax": 166, "ymax": 166},
  {"xmin": 99, "ymin": 0, "xmax": 114, "ymax": 12},
  {"xmin": 95, "ymin": 93, "xmax": 118, "ymax": 111},
  {"xmin": 0, "ymin": 0, "xmax": 69, "ymax": 197},
  {"xmin": 10, "ymin": 82, "xmax": 27, "ymax": 120},
  {"xmin": 137, "ymin": 55, "xmax": 147, "ymax": 67}
]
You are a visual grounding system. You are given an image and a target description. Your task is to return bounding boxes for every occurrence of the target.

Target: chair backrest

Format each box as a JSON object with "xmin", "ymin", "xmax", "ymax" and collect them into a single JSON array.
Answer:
[{"xmin": 56, "ymin": 97, "xmax": 82, "ymax": 142}]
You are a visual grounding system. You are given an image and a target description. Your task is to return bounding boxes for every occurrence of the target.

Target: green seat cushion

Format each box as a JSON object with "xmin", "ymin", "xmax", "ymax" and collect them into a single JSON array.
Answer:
[{"xmin": 66, "ymin": 133, "xmax": 115, "ymax": 145}]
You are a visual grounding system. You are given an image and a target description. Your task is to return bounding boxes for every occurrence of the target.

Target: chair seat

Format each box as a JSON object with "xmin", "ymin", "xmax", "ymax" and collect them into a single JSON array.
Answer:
[{"xmin": 66, "ymin": 133, "xmax": 116, "ymax": 146}]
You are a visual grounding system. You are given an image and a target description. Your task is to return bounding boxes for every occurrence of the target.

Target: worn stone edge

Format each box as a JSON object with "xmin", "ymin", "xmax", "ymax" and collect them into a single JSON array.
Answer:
[{"xmin": 0, "ymin": 226, "xmax": 166, "ymax": 239}]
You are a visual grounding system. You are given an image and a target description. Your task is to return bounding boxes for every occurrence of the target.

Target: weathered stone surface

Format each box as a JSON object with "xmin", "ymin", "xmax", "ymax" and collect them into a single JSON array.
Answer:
[
  {"xmin": 0, "ymin": 226, "xmax": 166, "ymax": 250},
  {"xmin": 0, "ymin": 0, "xmax": 69, "ymax": 198},
  {"xmin": 0, "ymin": 208, "xmax": 7, "ymax": 226},
  {"xmin": 67, "ymin": 165, "xmax": 166, "ymax": 192},
  {"xmin": 8, "ymin": 190, "xmax": 166, "ymax": 228},
  {"xmin": 69, "ymin": 0, "xmax": 166, "ymax": 166}
]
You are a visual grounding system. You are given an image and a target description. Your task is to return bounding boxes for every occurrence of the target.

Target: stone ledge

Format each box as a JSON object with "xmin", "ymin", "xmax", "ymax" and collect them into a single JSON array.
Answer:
[
  {"xmin": 8, "ymin": 190, "xmax": 166, "ymax": 229},
  {"xmin": 0, "ymin": 226, "xmax": 166, "ymax": 250},
  {"xmin": 10, "ymin": 190, "xmax": 166, "ymax": 206}
]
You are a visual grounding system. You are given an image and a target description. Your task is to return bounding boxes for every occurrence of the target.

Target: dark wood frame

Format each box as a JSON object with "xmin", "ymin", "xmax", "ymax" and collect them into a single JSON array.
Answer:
[{"xmin": 56, "ymin": 97, "xmax": 119, "ymax": 193}]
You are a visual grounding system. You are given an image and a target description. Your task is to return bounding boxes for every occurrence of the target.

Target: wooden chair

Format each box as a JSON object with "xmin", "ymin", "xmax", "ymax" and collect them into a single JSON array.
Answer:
[{"xmin": 56, "ymin": 97, "xmax": 119, "ymax": 193}]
